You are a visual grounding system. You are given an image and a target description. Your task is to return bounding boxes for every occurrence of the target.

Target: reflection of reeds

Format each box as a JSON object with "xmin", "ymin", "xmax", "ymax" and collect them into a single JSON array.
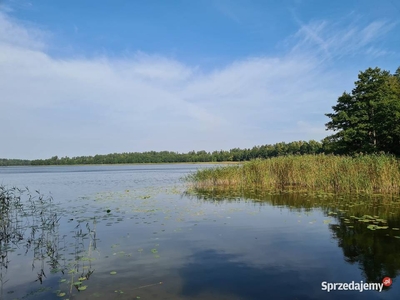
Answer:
[
  {"xmin": 184, "ymin": 189, "xmax": 400, "ymax": 219},
  {"xmin": 0, "ymin": 187, "xmax": 60, "ymax": 295},
  {"xmin": 187, "ymin": 154, "xmax": 400, "ymax": 195},
  {"xmin": 0, "ymin": 186, "xmax": 98, "ymax": 298}
]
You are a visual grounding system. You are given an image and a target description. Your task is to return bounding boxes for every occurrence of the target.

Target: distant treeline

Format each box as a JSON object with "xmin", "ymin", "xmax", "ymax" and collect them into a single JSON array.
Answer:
[
  {"xmin": 0, "ymin": 159, "xmax": 31, "ymax": 166},
  {"xmin": 24, "ymin": 140, "xmax": 323, "ymax": 165}
]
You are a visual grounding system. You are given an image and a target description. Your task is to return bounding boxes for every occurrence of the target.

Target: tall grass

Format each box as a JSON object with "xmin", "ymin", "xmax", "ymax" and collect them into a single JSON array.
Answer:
[{"xmin": 187, "ymin": 154, "xmax": 400, "ymax": 195}]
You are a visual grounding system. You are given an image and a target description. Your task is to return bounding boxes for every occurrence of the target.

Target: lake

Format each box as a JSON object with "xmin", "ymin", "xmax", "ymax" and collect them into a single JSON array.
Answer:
[{"xmin": 0, "ymin": 164, "xmax": 399, "ymax": 300}]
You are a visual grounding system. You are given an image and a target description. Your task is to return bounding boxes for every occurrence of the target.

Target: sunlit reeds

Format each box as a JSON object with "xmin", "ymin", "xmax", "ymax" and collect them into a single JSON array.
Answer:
[{"xmin": 187, "ymin": 154, "xmax": 400, "ymax": 195}]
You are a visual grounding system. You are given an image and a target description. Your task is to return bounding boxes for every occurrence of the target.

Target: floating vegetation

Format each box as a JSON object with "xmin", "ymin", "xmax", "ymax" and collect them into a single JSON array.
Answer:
[
  {"xmin": 110, "ymin": 271, "xmax": 117, "ymax": 275},
  {"xmin": 186, "ymin": 188, "xmax": 400, "ymax": 243},
  {"xmin": 187, "ymin": 185, "xmax": 400, "ymax": 286},
  {"xmin": 349, "ymin": 215, "xmax": 396, "ymax": 231}
]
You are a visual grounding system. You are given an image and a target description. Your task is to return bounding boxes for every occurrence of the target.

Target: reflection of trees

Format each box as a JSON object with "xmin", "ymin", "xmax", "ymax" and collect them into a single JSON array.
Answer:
[
  {"xmin": 0, "ymin": 186, "xmax": 96, "ymax": 299},
  {"xmin": 330, "ymin": 218, "xmax": 400, "ymax": 285},
  {"xmin": 185, "ymin": 188, "xmax": 400, "ymax": 286}
]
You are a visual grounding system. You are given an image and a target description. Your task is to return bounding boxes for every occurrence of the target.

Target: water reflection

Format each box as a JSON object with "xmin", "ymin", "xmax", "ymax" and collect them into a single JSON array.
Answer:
[
  {"xmin": 330, "ymin": 218, "xmax": 400, "ymax": 285},
  {"xmin": 179, "ymin": 249, "xmax": 307, "ymax": 300},
  {"xmin": 186, "ymin": 189, "xmax": 400, "ymax": 293},
  {"xmin": 0, "ymin": 186, "xmax": 96, "ymax": 299},
  {"xmin": 2, "ymin": 163, "xmax": 400, "ymax": 300}
]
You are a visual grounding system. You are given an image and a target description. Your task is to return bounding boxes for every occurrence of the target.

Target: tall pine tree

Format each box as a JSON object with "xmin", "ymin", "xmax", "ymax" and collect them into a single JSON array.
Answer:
[{"xmin": 324, "ymin": 67, "xmax": 400, "ymax": 155}]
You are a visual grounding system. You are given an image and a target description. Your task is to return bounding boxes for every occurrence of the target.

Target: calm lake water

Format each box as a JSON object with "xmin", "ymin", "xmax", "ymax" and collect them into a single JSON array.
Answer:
[{"xmin": 1, "ymin": 164, "xmax": 400, "ymax": 300}]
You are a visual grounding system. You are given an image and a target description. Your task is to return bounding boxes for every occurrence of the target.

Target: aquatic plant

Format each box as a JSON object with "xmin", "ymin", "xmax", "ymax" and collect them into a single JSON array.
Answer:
[
  {"xmin": 187, "ymin": 154, "xmax": 400, "ymax": 195},
  {"xmin": 0, "ymin": 186, "xmax": 61, "ymax": 296},
  {"xmin": 0, "ymin": 185, "xmax": 98, "ymax": 299}
]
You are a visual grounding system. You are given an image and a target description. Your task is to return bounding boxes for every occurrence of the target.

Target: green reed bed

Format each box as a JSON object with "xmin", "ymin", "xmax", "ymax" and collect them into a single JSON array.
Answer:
[{"xmin": 187, "ymin": 154, "xmax": 400, "ymax": 195}]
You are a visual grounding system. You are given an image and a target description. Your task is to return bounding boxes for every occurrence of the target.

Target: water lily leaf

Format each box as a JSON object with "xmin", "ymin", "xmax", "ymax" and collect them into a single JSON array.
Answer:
[
  {"xmin": 376, "ymin": 226, "xmax": 388, "ymax": 230},
  {"xmin": 58, "ymin": 292, "xmax": 66, "ymax": 297},
  {"xmin": 78, "ymin": 285, "xmax": 87, "ymax": 291},
  {"xmin": 363, "ymin": 215, "xmax": 375, "ymax": 220},
  {"xmin": 110, "ymin": 271, "xmax": 117, "ymax": 275}
]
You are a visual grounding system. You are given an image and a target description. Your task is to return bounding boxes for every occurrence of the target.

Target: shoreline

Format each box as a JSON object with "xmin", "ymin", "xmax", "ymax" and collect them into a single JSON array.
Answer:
[{"xmin": 0, "ymin": 161, "xmax": 241, "ymax": 167}]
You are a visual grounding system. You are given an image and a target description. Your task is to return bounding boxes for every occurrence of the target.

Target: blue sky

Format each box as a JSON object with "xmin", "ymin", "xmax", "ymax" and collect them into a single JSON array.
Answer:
[{"xmin": 1, "ymin": 0, "xmax": 399, "ymax": 159}]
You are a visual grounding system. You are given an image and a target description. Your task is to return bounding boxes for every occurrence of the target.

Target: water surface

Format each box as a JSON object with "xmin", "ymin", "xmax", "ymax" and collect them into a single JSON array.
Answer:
[{"xmin": 1, "ymin": 164, "xmax": 399, "ymax": 300}]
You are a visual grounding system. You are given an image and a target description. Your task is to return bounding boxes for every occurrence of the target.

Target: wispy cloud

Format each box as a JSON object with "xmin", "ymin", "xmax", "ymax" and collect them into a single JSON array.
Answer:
[
  {"xmin": 289, "ymin": 15, "xmax": 396, "ymax": 61},
  {"xmin": 0, "ymin": 11, "xmax": 396, "ymax": 159}
]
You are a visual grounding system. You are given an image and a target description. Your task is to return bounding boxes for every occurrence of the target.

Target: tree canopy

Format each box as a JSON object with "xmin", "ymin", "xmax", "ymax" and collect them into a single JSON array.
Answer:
[
  {"xmin": 27, "ymin": 140, "xmax": 323, "ymax": 165},
  {"xmin": 324, "ymin": 66, "xmax": 400, "ymax": 155}
]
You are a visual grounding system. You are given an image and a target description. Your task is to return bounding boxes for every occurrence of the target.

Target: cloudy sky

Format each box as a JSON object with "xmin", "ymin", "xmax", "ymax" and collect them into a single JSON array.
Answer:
[{"xmin": 1, "ymin": 0, "xmax": 399, "ymax": 159}]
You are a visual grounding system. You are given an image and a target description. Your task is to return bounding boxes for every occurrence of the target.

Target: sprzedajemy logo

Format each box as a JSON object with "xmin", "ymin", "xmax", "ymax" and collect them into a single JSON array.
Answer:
[{"xmin": 321, "ymin": 277, "xmax": 392, "ymax": 293}]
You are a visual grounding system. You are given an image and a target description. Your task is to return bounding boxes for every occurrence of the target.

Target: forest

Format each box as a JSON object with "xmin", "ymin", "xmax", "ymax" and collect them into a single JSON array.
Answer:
[
  {"xmin": 0, "ymin": 159, "xmax": 31, "ymax": 166},
  {"xmin": 27, "ymin": 140, "xmax": 323, "ymax": 165},
  {"xmin": 1, "ymin": 66, "xmax": 399, "ymax": 166}
]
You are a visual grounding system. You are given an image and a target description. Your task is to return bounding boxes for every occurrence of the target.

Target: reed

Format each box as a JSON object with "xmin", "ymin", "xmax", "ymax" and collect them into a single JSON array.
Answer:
[{"xmin": 187, "ymin": 154, "xmax": 400, "ymax": 195}]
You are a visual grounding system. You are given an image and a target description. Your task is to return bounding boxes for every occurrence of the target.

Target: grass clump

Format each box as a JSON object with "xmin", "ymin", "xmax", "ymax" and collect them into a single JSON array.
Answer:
[{"xmin": 187, "ymin": 154, "xmax": 400, "ymax": 195}]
